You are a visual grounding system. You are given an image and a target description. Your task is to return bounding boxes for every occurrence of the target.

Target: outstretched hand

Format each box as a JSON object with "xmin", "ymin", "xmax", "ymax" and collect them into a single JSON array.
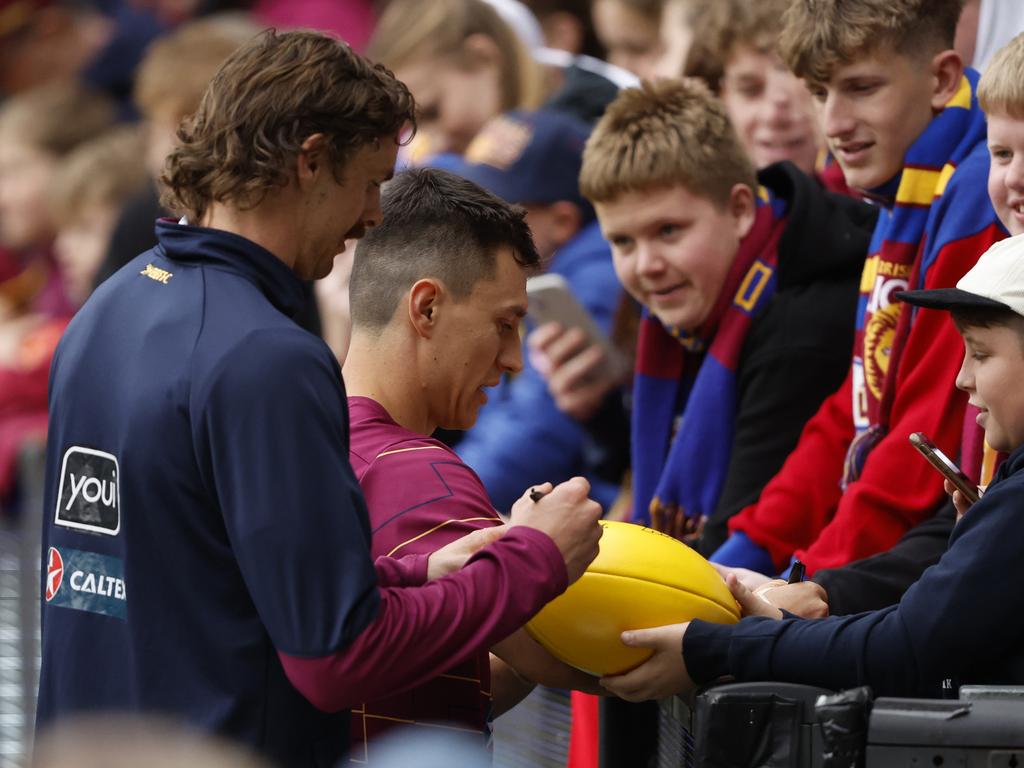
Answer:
[
  {"xmin": 599, "ymin": 623, "xmax": 694, "ymax": 702},
  {"xmin": 426, "ymin": 525, "xmax": 507, "ymax": 580},
  {"xmin": 725, "ymin": 573, "xmax": 784, "ymax": 619}
]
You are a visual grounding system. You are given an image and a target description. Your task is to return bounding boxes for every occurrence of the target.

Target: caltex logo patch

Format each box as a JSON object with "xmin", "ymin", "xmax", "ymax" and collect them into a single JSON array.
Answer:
[
  {"xmin": 41, "ymin": 547, "xmax": 127, "ymax": 620},
  {"xmin": 45, "ymin": 547, "xmax": 64, "ymax": 602}
]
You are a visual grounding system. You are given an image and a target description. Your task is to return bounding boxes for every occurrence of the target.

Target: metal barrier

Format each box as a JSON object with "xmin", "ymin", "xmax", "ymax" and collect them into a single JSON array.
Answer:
[{"xmin": 0, "ymin": 438, "xmax": 45, "ymax": 768}]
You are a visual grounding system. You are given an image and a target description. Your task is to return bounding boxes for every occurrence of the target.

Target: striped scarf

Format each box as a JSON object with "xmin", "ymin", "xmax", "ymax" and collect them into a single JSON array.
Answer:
[
  {"xmin": 632, "ymin": 190, "xmax": 787, "ymax": 526},
  {"xmin": 844, "ymin": 71, "xmax": 987, "ymax": 483}
]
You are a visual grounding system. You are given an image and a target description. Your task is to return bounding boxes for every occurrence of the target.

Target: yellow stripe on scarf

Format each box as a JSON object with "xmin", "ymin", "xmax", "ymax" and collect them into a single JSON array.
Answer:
[{"xmin": 896, "ymin": 168, "xmax": 944, "ymax": 206}]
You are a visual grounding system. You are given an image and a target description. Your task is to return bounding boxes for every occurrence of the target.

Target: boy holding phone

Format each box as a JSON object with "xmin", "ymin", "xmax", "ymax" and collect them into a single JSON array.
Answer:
[
  {"xmin": 602, "ymin": 230, "xmax": 1024, "ymax": 701},
  {"xmin": 714, "ymin": 0, "xmax": 1007, "ymax": 577},
  {"xmin": 732, "ymin": 31, "xmax": 1024, "ymax": 619},
  {"xmin": 575, "ymin": 77, "xmax": 874, "ymax": 551}
]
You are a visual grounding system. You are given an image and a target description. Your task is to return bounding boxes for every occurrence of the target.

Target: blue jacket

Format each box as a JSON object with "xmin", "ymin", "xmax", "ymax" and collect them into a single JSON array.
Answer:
[
  {"xmin": 687, "ymin": 441, "xmax": 1024, "ymax": 697},
  {"xmin": 37, "ymin": 222, "xmax": 377, "ymax": 766},
  {"xmin": 457, "ymin": 220, "xmax": 622, "ymax": 512}
]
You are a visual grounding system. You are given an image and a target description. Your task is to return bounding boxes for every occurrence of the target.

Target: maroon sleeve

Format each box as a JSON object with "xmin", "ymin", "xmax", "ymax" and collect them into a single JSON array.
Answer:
[{"xmin": 278, "ymin": 525, "xmax": 566, "ymax": 711}]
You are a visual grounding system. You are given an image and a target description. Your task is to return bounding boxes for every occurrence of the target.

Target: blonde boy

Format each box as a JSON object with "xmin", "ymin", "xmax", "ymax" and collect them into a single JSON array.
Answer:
[
  {"xmin": 978, "ymin": 32, "xmax": 1024, "ymax": 240},
  {"xmin": 716, "ymin": 0, "xmax": 1007, "ymax": 577},
  {"xmin": 718, "ymin": 32, "xmax": 1024, "ymax": 619},
  {"xmin": 577, "ymin": 78, "xmax": 872, "ymax": 552},
  {"xmin": 49, "ymin": 127, "xmax": 148, "ymax": 306}
]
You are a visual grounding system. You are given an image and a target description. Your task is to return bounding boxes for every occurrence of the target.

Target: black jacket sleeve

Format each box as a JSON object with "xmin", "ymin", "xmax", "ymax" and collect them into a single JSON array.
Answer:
[
  {"xmin": 814, "ymin": 502, "xmax": 954, "ymax": 614},
  {"xmin": 699, "ymin": 279, "xmax": 857, "ymax": 555}
]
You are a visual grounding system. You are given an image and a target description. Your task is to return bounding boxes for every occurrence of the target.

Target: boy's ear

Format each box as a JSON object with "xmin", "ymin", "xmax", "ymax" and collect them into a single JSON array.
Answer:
[
  {"xmin": 728, "ymin": 183, "xmax": 757, "ymax": 241},
  {"xmin": 297, "ymin": 133, "xmax": 329, "ymax": 187},
  {"xmin": 408, "ymin": 278, "xmax": 443, "ymax": 339},
  {"xmin": 929, "ymin": 50, "xmax": 965, "ymax": 112}
]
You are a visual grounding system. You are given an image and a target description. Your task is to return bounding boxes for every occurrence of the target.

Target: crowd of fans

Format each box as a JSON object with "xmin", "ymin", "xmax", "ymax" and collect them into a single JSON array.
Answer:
[{"xmin": 8, "ymin": 0, "xmax": 1024, "ymax": 765}]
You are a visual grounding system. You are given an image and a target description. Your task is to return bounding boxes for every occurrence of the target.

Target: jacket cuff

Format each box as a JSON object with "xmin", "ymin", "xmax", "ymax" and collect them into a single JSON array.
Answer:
[{"xmin": 683, "ymin": 619, "xmax": 735, "ymax": 685}]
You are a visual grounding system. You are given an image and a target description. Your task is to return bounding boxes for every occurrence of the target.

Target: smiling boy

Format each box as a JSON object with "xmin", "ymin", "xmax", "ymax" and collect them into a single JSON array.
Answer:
[
  {"xmin": 577, "ymin": 78, "xmax": 873, "ymax": 552},
  {"xmin": 602, "ymin": 231, "xmax": 1024, "ymax": 702},
  {"xmin": 716, "ymin": 0, "xmax": 1007, "ymax": 577}
]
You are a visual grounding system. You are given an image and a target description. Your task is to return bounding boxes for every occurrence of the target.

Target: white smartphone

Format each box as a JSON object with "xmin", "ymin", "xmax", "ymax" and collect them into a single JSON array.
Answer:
[{"xmin": 526, "ymin": 273, "xmax": 626, "ymax": 380}]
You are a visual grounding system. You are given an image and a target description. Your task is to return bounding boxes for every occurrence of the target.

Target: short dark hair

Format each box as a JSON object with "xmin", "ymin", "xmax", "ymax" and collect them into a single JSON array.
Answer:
[
  {"xmin": 350, "ymin": 168, "xmax": 540, "ymax": 329},
  {"xmin": 952, "ymin": 306, "xmax": 1024, "ymax": 351},
  {"xmin": 161, "ymin": 29, "xmax": 415, "ymax": 221}
]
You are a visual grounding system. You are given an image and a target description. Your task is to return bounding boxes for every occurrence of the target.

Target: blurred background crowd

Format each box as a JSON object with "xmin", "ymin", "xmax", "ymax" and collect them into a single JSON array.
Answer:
[
  {"xmin": 6, "ymin": 0, "xmax": 1024, "ymax": 531},
  {"xmin": 3, "ymin": 0, "xmax": 1024, "ymax": 765}
]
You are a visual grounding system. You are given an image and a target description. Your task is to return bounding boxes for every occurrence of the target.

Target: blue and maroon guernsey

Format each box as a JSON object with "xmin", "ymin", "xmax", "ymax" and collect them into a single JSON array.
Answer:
[{"xmin": 347, "ymin": 396, "xmax": 504, "ymax": 759}]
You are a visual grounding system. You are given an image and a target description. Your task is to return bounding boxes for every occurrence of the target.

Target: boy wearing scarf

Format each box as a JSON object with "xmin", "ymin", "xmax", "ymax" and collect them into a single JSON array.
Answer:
[
  {"xmin": 579, "ymin": 78, "xmax": 874, "ymax": 553},
  {"xmin": 715, "ymin": 0, "xmax": 1007, "ymax": 576},
  {"xmin": 720, "ymin": 31, "xmax": 1024, "ymax": 618}
]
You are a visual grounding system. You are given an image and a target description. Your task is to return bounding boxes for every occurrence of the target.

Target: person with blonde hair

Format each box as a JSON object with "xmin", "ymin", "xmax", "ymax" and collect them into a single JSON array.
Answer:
[
  {"xmin": 0, "ymin": 83, "xmax": 115, "ymax": 322},
  {"xmin": 370, "ymin": 0, "xmax": 546, "ymax": 157},
  {"xmin": 734, "ymin": 30, "xmax": 1024, "ymax": 621},
  {"xmin": 50, "ymin": 126, "xmax": 149, "ymax": 305},
  {"xmin": 370, "ymin": 0, "xmax": 628, "ymax": 159},
  {"xmin": 681, "ymin": 0, "xmax": 830, "ymax": 185},
  {"xmin": 715, "ymin": 0, "xmax": 1007, "ymax": 579},
  {"xmin": 590, "ymin": 0, "xmax": 664, "ymax": 79}
]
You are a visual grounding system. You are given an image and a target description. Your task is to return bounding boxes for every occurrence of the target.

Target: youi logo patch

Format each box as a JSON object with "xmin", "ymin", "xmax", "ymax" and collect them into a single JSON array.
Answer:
[{"xmin": 55, "ymin": 447, "xmax": 120, "ymax": 535}]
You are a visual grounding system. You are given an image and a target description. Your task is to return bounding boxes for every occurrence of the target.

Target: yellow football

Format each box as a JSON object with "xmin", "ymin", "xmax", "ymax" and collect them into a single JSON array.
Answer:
[{"xmin": 524, "ymin": 520, "xmax": 740, "ymax": 676}]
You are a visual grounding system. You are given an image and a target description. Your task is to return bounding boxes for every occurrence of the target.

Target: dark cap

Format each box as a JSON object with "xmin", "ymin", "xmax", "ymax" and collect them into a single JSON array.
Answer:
[{"xmin": 431, "ymin": 109, "xmax": 594, "ymax": 220}]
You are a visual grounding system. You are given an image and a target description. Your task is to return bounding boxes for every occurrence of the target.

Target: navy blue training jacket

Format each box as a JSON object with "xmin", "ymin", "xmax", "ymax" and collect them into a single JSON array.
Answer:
[{"xmin": 36, "ymin": 221, "xmax": 378, "ymax": 766}]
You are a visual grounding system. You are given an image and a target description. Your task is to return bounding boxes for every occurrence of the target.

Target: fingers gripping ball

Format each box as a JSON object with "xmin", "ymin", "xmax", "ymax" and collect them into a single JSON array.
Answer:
[{"xmin": 525, "ymin": 521, "xmax": 740, "ymax": 676}]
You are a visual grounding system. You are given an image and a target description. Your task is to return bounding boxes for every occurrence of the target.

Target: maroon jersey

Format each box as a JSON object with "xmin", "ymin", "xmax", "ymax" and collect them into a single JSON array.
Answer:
[{"xmin": 347, "ymin": 396, "xmax": 504, "ymax": 761}]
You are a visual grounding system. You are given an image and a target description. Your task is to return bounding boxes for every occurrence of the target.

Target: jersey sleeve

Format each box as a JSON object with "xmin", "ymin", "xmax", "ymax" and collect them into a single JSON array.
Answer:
[{"xmin": 278, "ymin": 525, "xmax": 568, "ymax": 711}]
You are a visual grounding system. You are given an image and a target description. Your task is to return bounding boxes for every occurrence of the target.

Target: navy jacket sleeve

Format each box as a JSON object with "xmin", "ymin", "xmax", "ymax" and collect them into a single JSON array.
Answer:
[
  {"xmin": 814, "ymin": 502, "xmax": 954, "ymax": 615},
  {"xmin": 685, "ymin": 470, "xmax": 1024, "ymax": 697},
  {"xmin": 196, "ymin": 328, "xmax": 571, "ymax": 711}
]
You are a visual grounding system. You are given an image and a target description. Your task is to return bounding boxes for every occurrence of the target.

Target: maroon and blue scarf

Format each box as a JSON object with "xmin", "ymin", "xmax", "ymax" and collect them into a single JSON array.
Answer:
[
  {"xmin": 843, "ymin": 71, "xmax": 987, "ymax": 484},
  {"xmin": 632, "ymin": 190, "xmax": 788, "ymax": 526}
]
